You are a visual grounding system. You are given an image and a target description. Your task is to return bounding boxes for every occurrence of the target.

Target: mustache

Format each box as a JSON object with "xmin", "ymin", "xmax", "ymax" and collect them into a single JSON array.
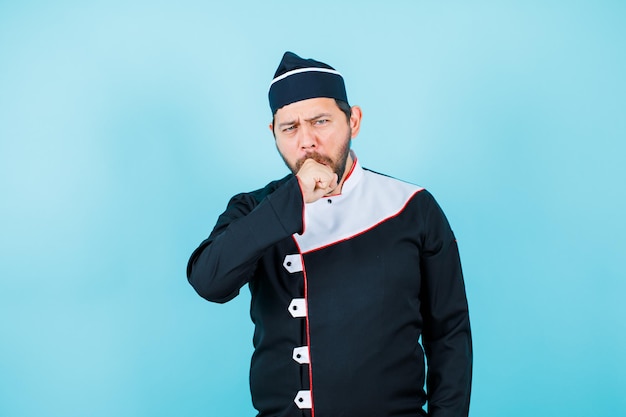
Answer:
[{"xmin": 295, "ymin": 152, "xmax": 334, "ymax": 171}]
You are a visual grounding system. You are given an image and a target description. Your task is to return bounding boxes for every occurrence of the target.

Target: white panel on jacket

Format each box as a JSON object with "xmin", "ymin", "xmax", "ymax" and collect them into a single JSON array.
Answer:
[{"xmin": 294, "ymin": 160, "xmax": 423, "ymax": 253}]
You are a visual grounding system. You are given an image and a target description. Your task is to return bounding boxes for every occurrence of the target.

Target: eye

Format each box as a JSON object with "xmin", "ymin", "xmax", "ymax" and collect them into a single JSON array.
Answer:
[
  {"xmin": 314, "ymin": 119, "xmax": 329, "ymax": 125},
  {"xmin": 282, "ymin": 125, "xmax": 296, "ymax": 133}
]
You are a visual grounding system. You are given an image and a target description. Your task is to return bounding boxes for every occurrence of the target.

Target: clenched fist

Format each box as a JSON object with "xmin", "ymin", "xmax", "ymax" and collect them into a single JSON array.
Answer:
[{"xmin": 296, "ymin": 158, "xmax": 339, "ymax": 204}]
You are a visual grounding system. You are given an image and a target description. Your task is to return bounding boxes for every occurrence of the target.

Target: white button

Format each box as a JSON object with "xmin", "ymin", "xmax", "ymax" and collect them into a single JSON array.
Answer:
[
  {"xmin": 288, "ymin": 299, "xmax": 307, "ymax": 318},
  {"xmin": 294, "ymin": 390, "xmax": 312, "ymax": 409},
  {"xmin": 283, "ymin": 254, "xmax": 303, "ymax": 273},
  {"xmin": 292, "ymin": 346, "xmax": 310, "ymax": 364}
]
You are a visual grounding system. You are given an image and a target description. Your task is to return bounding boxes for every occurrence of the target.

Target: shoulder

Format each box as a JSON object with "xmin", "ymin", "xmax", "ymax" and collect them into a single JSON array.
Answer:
[
  {"xmin": 361, "ymin": 167, "xmax": 444, "ymax": 213},
  {"xmin": 229, "ymin": 174, "xmax": 294, "ymax": 207},
  {"xmin": 210, "ymin": 174, "xmax": 296, "ymax": 237},
  {"xmin": 362, "ymin": 167, "xmax": 427, "ymax": 198}
]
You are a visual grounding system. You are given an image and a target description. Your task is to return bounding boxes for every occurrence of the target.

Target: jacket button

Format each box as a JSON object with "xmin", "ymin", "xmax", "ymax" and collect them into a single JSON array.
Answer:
[
  {"xmin": 292, "ymin": 346, "xmax": 310, "ymax": 364},
  {"xmin": 293, "ymin": 390, "xmax": 312, "ymax": 409},
  {"xmin": 288, "ymin": 299, "xmax": 307, "ymax": 318},
  {"xmin": 283, "ymin": 254, "xmax": 303, "ymax": 273}
]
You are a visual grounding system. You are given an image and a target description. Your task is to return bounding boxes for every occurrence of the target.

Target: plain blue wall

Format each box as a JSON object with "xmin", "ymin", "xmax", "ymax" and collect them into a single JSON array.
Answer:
[{"xmin": 1, "ymin": 1, "xmax": 624, "ymax": 416}]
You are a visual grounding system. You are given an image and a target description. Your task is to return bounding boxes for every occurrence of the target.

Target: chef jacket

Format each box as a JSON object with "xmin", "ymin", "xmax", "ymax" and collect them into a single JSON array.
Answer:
[{"xmin": 187, "ymin": 158, "xmax": 472, "ymax": 417}]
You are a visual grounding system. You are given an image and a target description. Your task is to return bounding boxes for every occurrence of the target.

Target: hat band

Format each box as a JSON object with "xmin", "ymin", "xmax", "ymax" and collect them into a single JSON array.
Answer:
[
  {"xmin": 269, "ymin": 67, "xmax": 343, "ymax": 87},
  {"xmin": 268, "ymin": 69, "xmax": 348, "ymax": 114}
]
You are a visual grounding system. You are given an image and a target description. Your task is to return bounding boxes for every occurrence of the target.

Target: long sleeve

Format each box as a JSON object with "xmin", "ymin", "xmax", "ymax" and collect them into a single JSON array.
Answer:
[
  {"xmin": 419, "ymin": 192, "xmax": 472, "ymax": 417},
  {"xmin": 186, "ymin": 175, "xmax": 304, "ymax": 303}
]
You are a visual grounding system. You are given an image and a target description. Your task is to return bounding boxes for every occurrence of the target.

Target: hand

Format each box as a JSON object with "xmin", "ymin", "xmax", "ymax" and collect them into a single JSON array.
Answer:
[{"xmin": 296, "ymin": 159, "xmax": 339, "ymax": 204}]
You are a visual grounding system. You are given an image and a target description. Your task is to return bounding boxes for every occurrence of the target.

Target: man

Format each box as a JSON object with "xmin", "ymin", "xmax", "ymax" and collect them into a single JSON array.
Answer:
[{"xmin": 187, "ymin": 51, "xmax": 472, "ymax": 417}]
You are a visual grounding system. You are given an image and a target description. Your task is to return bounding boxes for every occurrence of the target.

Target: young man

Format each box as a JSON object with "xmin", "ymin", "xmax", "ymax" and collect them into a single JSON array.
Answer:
[{"xmin": 187, "ymin": 52, "xmax": 472, "ymax": 417}]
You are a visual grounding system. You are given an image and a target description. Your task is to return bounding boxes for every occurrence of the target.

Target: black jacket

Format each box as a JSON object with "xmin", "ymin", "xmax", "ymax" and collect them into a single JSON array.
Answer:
[{"xmin": 187, "ymin": 161, "xmax": 472, "ymax": 417}]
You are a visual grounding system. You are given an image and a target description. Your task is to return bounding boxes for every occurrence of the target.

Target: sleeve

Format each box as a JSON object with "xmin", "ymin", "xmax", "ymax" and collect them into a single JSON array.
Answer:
[
  {"xmin": 418, "ymin": 191, "xmax": 472, "ymax": 417},
  {"xmin": 186, "ymin": 176, "xmax": 305, "ymax": 303}
]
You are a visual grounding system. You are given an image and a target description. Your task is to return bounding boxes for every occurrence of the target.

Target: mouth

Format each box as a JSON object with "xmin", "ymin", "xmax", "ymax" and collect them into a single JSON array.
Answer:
[{"xmin": 300, "ymin": 152, "xmax": 333, "ymax": 167}]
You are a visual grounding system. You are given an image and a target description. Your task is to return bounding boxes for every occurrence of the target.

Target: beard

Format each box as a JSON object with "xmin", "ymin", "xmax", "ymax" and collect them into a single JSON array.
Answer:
[{"xmin": 286, "ymin": 134, "xmax": 352, "ymax": 182}]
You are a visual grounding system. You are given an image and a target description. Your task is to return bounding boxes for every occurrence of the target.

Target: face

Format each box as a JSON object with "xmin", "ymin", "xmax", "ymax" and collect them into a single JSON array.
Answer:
[{"xmin": 270, "ymin": 97, "xmax": 362, "ymax": 182}]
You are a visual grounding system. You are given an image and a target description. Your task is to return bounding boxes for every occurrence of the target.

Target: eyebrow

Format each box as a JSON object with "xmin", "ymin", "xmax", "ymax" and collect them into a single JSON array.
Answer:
[
  {"xmin": 277, "ymin": 113, "xmax": 333, "ymax": 129},
  {"xmin": 305, "ymin": 113, "xmax": 333, "ymax": 122}
]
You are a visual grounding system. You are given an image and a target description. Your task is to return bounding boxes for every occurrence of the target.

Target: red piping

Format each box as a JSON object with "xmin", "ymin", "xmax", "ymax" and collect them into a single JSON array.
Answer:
[{"xmin": 293, "ymin": 238, "xmax": 315, "ymax": 417}]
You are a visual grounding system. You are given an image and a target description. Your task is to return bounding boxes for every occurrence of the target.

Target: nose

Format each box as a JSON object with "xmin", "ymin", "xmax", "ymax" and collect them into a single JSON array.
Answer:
[{"xmin": 297, "ymin": 123, "xmax": 317, "ymax": 150}]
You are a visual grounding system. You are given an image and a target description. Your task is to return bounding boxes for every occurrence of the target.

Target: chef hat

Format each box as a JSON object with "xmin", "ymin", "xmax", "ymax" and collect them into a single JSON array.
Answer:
[{"xmin": 268, "ymin": 51, "xmax": 349, "ymax": 114}]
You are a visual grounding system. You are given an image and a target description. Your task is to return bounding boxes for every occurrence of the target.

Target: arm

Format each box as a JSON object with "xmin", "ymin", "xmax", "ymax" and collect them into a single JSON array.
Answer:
[
  {"xmin": 419, "ymin": 192, "xmax": 472, "ymax": 417},
  {"xmin": 187, "ymin": 176, "xmax": 304, "ymax": 303}
]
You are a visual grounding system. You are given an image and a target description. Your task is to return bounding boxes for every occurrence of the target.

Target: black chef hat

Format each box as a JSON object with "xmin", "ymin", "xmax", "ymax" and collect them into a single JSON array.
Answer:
[{"xmin": 268, "ymin": 51, "xmax": 349, "ymax": 114}]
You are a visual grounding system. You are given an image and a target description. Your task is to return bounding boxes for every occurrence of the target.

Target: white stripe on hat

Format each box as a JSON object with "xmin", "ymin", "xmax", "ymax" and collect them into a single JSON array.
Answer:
[{"xmin": 269, "ymin": 67, "xmax": 343, "ymax": 87}]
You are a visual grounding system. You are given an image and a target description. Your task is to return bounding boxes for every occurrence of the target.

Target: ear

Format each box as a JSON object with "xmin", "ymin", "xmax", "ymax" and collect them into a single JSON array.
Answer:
[{"xmin": 349, "ymin": 105, "xmax": 362, "ymax": 139}]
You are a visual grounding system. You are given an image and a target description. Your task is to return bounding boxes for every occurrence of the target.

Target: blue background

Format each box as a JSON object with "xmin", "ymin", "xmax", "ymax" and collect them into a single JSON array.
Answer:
[{"xmin": 1, "ymin": 1, "xmax": 624, "ymax": 416}]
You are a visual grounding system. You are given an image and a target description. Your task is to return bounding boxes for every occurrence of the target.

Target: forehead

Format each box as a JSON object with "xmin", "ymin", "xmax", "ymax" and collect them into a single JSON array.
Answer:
[{"xmin": 274, "ymin": 97, "xmax": 340, "ymax": 123}]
